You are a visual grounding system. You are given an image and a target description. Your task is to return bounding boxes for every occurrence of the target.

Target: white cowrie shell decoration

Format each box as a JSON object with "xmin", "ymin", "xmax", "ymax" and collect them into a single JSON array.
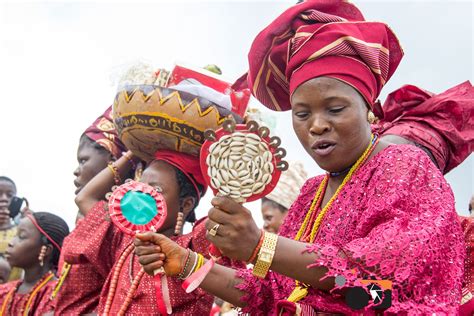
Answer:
[{"xmin": 205, "ymin": 120, "xmax": 287, "ymax": 202}]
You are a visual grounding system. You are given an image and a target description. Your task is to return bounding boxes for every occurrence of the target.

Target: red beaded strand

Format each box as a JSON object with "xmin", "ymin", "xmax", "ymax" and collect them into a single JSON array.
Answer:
[
  {"xmin": 117, "ymin": 268, "xmax": 146, "ymax": 316},
  {"xmin": 103, "ymin": 243, "xmax": 135, "ymax": 315}
]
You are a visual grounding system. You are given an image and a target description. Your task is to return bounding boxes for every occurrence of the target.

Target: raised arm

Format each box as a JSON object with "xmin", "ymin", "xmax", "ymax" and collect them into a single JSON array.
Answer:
[{"xmin": 75, "ymin": 151, "xmax": 136, "ymax": 216}]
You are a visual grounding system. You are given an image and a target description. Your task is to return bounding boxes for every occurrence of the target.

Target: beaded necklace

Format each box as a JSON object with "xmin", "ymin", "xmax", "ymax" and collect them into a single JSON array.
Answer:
[
  {"xmin": 287, "ymin": 134, "xmax": 379, "ymax": 303},
  {"xmin": 103, "ymin": 242, "xmax": 148, "ymax": 316},
  {"xmin": 103, "ymin": 242, "xmax": 135, "ymax": 315},
  {"xmin": 0, "ymin": 271, "xmax": 54, "ymax": 316},
  {"xmin": 51, "ymin": 262, "xmax": 71, "ymax": 299}
]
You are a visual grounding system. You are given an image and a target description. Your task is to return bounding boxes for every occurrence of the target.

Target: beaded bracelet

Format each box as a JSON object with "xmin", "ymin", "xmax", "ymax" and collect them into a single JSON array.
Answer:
[
  {"xmin": 107, "ymin": 162, "xmax": 121, "ymax": 185},
  {"xmin": 247, "ymin": 229, "xmax": 265, "ymax": 263},
  {"xmin": 177, "ymin": 250, "xmax": 192, "ymax": 280},
  {"xmin": 193, "ymin": 254, "xmax": 205, "ymax": 273},
  {"xmin": 186, "ymin": 253, "xmax": 199, "ymax": 278},
  {"xmin": 179, "ymin": 252, "xmax": 206, "ymax": 280}
]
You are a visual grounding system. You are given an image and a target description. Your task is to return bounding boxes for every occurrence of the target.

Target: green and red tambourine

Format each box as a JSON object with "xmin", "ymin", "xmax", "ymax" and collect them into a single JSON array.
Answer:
[
  {"xmin": 108, "ymin": 180, "xmax": 172, "ymax": 315},
  {"xmin": 108, "ymin": 180, "xmax": 167, "ymax": 235}
]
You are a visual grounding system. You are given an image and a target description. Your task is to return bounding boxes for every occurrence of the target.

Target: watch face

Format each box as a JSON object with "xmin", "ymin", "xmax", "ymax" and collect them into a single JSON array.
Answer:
[{"xmin": 260, "ymin": 251, "xmax": 273, "ymax": 262}]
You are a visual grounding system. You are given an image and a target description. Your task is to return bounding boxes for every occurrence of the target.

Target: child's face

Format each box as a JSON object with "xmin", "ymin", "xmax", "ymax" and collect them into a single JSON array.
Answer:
[
  {"xmin": 5, "ymin": 217, "xmax": 42, "ymax": 269},
  {"xmin": 0, "ymin": 258, "xmax": 11, "ymax": 283},
  {"xmin": 0, "ymin": 180, "xmax": 16, "ymax": 224}
]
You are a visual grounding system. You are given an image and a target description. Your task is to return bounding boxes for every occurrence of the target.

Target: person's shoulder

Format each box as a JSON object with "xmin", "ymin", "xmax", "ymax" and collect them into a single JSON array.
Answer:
[
  {"xmin": 372, "ymin": 143, "xmax": 440, "ymax": 175},
  {"xmin": 460, "ymin": 216, "xmax": 474, "ymax": 237},
  {"xmin": 177, "ymin": 217, "xmax": 210, "ymax": 253},
  {"xmin": 377, "ymin": 143, "xmax": 433, "ymax": 163},
  {"xmin": 300, "ymin": 175, "xmax": 325, "ymax": 192},
  {"xmin": 0, "ymin": 280, "xmax": 20, "ymax": 295}
]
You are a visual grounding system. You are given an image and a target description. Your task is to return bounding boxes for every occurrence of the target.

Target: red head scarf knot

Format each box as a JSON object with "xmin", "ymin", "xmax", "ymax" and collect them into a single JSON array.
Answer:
[
  {"xmin": 375, "ymin": 81, "xmax": 474, "ymax": 174},
  {"xmin": 246, "ymin": 0, "xmax": 403, "ymax": 111}
]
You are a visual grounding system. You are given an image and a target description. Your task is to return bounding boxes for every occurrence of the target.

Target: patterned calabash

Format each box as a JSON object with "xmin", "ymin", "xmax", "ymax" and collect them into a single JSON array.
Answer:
[
  {"xmin": 113, "ymin": 85, "xmax": 243, "ymax": 162},
  {"xmin": 108, "ymin": 180, "xmax": 167, "ymax": 236}
]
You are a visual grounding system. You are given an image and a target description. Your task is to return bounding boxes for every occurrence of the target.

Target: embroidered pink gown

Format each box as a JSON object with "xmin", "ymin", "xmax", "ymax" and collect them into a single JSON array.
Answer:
[{"xmin": 236, "ymin": 145, "xmax": 464, "ymax": 315}]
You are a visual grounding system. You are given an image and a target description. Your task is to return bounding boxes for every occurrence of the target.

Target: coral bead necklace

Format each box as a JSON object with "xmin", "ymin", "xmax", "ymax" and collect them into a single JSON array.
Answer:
[
  {"xmin": 0, "ymin": 271, "xmax": 54, "ymax": 316},
  {"xmin": 287, "ymin": 134, "xmax": 379, "ymax": 303}
]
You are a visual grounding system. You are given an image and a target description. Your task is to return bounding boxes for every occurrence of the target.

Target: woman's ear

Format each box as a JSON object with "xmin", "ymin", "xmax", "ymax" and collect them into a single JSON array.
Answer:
[
  {"xmin": 44, "ymin": 244, "xmax": 54, "ymax": 259},
  {"xmin": 180, "ymin": 196, "xmax": 196, "ymax": 220}
]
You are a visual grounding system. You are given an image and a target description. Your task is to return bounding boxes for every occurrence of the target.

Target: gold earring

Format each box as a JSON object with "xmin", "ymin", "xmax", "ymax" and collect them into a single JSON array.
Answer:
[
  {"xmin": 38, "ymin": 245, "xmax": 47, "ymax": 267},
  {"xmin": 367, "ymin": 111, "xmax": 377, "ymax": 124}
]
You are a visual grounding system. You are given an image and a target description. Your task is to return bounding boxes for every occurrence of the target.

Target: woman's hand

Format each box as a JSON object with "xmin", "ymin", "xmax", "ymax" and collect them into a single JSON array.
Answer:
[
  {"xmin": 134, "ymin": 232, "xmax": 188, "ymax": 277},
  {"xmin": 206, "ymin": 197, "xmax": 261, "ymax": 261}
]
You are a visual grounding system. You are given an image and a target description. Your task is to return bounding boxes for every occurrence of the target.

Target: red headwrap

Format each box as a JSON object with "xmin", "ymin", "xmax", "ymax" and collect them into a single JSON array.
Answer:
[
  {"xmin": 83, "ymin": 106, "xmax": 127, "ymax": 159},
  {"xmin": 153, "ymin": 150, "xmax": 207, "ymax": 200},
  {"xmin": 375, "ymin": 81, "xmax": 474, "ymax": 174},
  {"xmin": 244, "ymin": 0, "xmax": 403, "ymax": 111}
]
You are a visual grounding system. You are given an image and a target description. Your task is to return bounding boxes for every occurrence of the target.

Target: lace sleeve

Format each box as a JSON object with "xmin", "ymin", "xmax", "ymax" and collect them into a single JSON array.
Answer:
[
  {"xmin": 62, "ymin": 200, "xmax": 123, "ymax": 277},
  {"xmin": 234, "ymin": 177, "xmax": 323, "ymax": 314},
  {"xmin": 304, "ymin": 150, "xmax": 465, "ymax": 314},
  {"xmin": 235, "ymin": 269, "xmax": 292, "ymax": 315}
]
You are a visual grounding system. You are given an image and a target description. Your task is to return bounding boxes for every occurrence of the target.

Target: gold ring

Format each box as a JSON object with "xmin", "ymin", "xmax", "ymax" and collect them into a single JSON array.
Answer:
[{"xmin": 208, "ymin": 224, "xmax": 220, "ymax": 237}]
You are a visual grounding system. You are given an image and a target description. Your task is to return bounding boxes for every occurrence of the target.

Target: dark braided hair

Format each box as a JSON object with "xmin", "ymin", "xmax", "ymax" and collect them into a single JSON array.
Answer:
[
  {"xmin": 32, "ymin": 212, "xmax": 69, "ymax": 269},
  {"xmin": 174, "ymin": 168, "xmax": 204, "ymax": 223},
  {"xmin": 0, "ymin": 176, "xmax": 17, "ymax": 193}
]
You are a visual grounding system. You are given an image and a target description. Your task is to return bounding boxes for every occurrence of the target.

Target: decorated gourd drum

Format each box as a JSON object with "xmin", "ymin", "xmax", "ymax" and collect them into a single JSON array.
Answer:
[{"xmin": 113, "ymin": 85, "xmax": 243, "ymax": 162}]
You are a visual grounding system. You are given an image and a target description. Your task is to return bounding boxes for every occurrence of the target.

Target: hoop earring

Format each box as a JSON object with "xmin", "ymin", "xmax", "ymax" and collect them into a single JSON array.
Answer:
[
  {"xmin": 38, "ymin": 245, "xmax": 47, "ymax": 267},
  {"xmin": 174, "ymin": 210, "xmax": 184, "ymax": 236},
  {"xmin": 367, "ymin": 110, "xmax": 377, "ymax": 124}
]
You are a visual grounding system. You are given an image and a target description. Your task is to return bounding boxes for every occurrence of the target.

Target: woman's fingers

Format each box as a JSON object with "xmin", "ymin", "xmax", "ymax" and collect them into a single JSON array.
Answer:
[
  {"xmin": 136, "ymin": 232, "xmax": 167, "ymax": 243},
  {"xmin": 138, "ymin": 253, "xmax": 166, "ymax": 266},
  {"xmin": 135, "ymin": 244, "xmax": 162, "ymax": 256},
  {"xmin": 143, "ymin": 262, "xmax": 165, "ymax": 276},
  {"xmin": 211, "ymin": 196, "xmax": 245, "ymax": 214},
  {"xmin": 208, "ymin": 207, "xmax": 233, "ymax": 225}
]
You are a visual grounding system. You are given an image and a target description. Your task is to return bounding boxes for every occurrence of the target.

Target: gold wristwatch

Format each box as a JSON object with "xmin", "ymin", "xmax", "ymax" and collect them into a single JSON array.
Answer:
[{"xmin": 252, "ymin": 232, "xmax": 278, "ymax": 278}]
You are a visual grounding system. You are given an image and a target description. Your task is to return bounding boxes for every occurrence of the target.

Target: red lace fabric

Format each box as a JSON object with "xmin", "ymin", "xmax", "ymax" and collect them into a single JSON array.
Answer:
[
  {"xmin": 236, "ymin": 144, "xmax": 464, "ymax": 315},
  {"xmin": 0, "ymin": 279, "xmax": 56, "ymax": 315},
  {"xmin": 57, "ymin": 200, "xmax": 214, "ymax": 315},
  {"xmin": 459, "ymin": 216, "xmax": 474, "ymax": 315},
  {"xmin": 55, "ymin": 201, "xmax": 118, "ymax": 315},
  {"xmin": 100, "ymin": 218, "xmax": 214, "ymax": 314},
  {"xmin": 460, "ymin": 216, "xmax": 474, "ymax": 293}
]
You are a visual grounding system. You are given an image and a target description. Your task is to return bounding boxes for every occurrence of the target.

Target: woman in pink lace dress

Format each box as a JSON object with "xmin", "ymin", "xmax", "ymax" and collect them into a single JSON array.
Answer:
[{"xmin": 134, "ymin": 1, "xmax": 466, "ymax": 314}]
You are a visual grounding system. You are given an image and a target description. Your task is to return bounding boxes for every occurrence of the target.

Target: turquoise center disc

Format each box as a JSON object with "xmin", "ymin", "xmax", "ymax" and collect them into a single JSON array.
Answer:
[{"xmin": 120, "ymin": 191, "xmax": 158, "ymax": 225}]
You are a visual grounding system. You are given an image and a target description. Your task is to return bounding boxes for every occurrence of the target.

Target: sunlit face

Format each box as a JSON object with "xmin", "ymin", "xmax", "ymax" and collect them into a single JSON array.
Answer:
[
  {"xmin": 139, "ymin": 160, "xmax": 183, "ymax": 233},
  {"xmin": 73, "ymin": 137, "xmax": 112, "ymax": 195},
  {"xmin": 261, "ymin": 201, "xmax": 288, "ymax": 234},
  {"xmin": 291, "ymin": 77, "xmax": 372, "ymax": 172},
  {"xmin": 5, "ymin": 217, "xmax": 43, "ymax": 269},
  {"xmin": 0, "ymin": 180, "xmax": 16, "ymax": 224}
]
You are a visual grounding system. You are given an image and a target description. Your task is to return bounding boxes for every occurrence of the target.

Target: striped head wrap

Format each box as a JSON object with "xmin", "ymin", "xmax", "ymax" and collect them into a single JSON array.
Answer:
[
  {"xmin": 244, "ymin": 0, "xmax": 403, "ymax": 111},
  {"xmin": 84, "ymin": 106, "xmax": 127, "ymax": 159}
]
